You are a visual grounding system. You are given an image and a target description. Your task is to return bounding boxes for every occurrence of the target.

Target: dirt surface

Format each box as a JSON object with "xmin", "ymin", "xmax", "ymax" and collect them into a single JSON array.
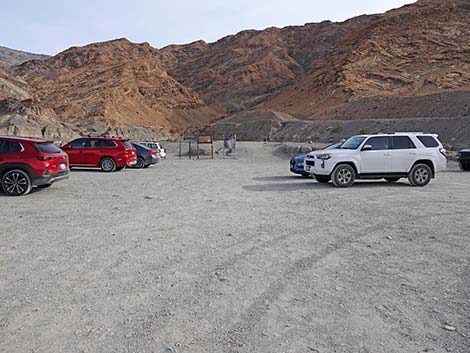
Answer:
[{"xmin": 1, "ymin": 142, "xmax": 469, "ymax": 353}]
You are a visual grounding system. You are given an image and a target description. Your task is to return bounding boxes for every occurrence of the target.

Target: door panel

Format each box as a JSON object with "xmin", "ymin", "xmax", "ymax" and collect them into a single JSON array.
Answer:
[
  {"xmin": 360, "ymin": 137, "xmax": 391, "ymax": 173},
  {"xmin": 390, "ymin": 136, "xmax": 418, "ymax": 172}
]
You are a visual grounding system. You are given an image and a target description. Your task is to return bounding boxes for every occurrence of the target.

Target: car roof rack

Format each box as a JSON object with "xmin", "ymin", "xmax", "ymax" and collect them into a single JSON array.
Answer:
[{"xmin": 80, "ymin": 134, "xmax": 122, "ymax": 138}]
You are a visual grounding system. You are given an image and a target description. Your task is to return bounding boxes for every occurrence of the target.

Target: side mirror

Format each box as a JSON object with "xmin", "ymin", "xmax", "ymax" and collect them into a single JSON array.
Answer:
[{"xmin": 362, "ymin": 145, "xmax": 373, "ymax": 151}]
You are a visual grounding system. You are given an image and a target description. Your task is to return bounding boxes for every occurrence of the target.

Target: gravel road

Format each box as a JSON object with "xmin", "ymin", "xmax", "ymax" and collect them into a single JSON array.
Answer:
[{"xmin": 1, "ymin": 142, "xmax": 469, "ymax": 353}]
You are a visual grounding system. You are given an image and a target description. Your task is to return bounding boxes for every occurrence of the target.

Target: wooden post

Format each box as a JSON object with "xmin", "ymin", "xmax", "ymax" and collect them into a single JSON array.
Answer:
[{"xmin": 179, "ymin": 139, "xmax": 182, "ymax": 159}]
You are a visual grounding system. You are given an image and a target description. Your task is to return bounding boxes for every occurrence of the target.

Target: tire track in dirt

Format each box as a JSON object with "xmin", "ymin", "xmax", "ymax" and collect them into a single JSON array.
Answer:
[{"xmin": 214, "ymin": 221, "xmax": 389, "ymax": 353}]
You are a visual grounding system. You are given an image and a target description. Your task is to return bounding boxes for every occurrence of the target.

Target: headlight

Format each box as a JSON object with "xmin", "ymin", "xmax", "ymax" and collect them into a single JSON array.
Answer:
[{"xmin": 317, "ymin": 153, "xmax": 332, "ymax": 160}]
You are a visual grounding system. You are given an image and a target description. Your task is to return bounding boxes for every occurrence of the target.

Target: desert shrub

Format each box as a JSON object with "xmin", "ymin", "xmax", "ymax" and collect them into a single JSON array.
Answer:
[{"xmin": 359, "ymin": 127, "xmax": 369, "ymax": 134}]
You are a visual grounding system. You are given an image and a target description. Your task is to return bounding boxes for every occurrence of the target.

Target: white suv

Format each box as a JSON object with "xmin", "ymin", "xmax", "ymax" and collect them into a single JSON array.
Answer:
[{"xmin": 304, "ymin": 133, "xmax": 447, "ymax": 187}]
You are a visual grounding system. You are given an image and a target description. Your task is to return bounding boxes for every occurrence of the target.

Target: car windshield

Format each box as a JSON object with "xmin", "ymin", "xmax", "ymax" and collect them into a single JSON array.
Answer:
[
  {"xmin": 339, "ymin": 136, "xmax": 367, "ymax": 150},
  {"xmin": 325, "ymin": 142, "xmax": 343, "ymax": 150}
]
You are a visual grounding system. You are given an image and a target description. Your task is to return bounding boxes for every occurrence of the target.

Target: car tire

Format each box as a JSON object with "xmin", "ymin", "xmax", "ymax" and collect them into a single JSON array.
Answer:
[
  {"xmin": 135, "ymin": 157, "xmax": 145, "ymax": 169},
  {"xmin": 301, "ymin": 172, "xmax": 311, "ymax": 178},
  {"xmin": 1, "ymin": 169, "xmax": 33, "ymax": 196},
  {"xmin": 408, "ymin": 163, "xmax": 432, "ymax": 187},
  {"xmin": 385, "ymin": 177, "xmax": 400, "ymax": 183},
  {"xmin": 100, "ymin": 158, "xmax": 116, "ymax": 172},
  {"xmin": 459, "ymin": 162, "xmax": 470, "ymax": 171},
  {"xmin": 315, "ymin": 175, "xmax": 331, "ymax": 183},
  {"xmin": 331, "ymin": 164, "xmax": 356, "ymax": 188}
]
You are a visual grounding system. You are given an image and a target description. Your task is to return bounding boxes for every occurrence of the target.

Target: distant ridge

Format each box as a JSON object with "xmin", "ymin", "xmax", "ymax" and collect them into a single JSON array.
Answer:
[{"xmin": 0, "ymin": 46, "xmax": 50, "ymax": 66}]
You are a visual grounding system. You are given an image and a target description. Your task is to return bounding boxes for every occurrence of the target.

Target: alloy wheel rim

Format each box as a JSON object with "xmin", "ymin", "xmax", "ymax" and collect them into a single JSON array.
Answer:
[
  {"xmin": 338, "ymin": 168, "xmax": 352, "ymax": 184},
  {"xmin": 137, "ymin": 159, "xmax": 144, "ymax": 168},
  {"xmin": 102, "ymin": 159, "xmax": 114, "ymax": 171},
  {"xmin": 415, "ymin": 168, "xmax": 429, "ymax": 184},
  {"xmin": 4, "ymin": 172, "xmax": 28, "ymax": 195}
]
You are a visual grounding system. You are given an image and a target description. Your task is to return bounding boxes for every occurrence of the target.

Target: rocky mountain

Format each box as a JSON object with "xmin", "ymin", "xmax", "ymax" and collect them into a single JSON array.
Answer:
[
  {"xmin": 159, "ymin": 0, "xmax": 470, "ymax": 121},
  {"xmin": 6, "ymin": 0, "xmax": 470, "ymax": 141},
  {"xmin": 0, "ymin": 46, "xmax": 49, "ymax": 66},
  {"xmin": 0, "ymin": 64, "xmax": 30, "ymax": 100},
  {"xmin": 263, "ymin": 0, "xmax": 470, "ymax": 119},
  {"xmin": 14, "ymin": 39, "xmax": 219, "ymax": 136}
]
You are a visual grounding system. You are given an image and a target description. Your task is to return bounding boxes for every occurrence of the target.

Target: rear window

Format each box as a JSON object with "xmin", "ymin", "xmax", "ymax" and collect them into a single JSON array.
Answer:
[
  {"xmin": 121, "ymin": 141, "xmax": 133, "ymax": 149},
  {"xmin": 35, "ymin": 143, "xmax": 62, "ymax": 153},
  {"xmin": 417, "ymin": 136, "xmax": 439, "ymax": 148}
]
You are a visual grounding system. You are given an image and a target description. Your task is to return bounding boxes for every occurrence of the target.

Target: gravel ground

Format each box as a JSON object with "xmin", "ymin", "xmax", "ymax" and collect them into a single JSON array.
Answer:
[{"xmin": 0, "ymin": 142, "xmax": 469, "ymax": 353}]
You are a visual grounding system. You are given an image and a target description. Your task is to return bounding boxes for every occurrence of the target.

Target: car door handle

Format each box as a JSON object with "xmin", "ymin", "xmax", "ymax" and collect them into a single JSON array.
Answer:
[
  {"xmin": 409, "ymin": 152, "xmax": 417, "ymax": 155},
  {"xmin": 384, "ymin": 153, "xmax": 391, "ymax": 156}
]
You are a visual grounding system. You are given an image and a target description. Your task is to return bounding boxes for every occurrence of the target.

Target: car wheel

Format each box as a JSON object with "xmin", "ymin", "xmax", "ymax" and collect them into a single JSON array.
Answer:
[
  {"xmin": 385, "ymin": 177, "xmax": 400, "ymax": 182},
  {"xmin": 315, "ymin": 175, "xmax": 331, "ymax": 183},
  {"xmin": 331, "ymin": 164, "xmax": 355, "ymax": 188},
  {"xmin": 1, "ymin": 170, "xmax": 32, "ymax": 196},
  {"xmin": 459, "ymin": 162, "xmax": 470, "ymax": 171},
  {"xmin": 408, "ymin": 164, "xmax": 432, "ymax": 187},
  {"xmin": 135, "ymin": 157, "xmax": 145, "ymax": 169},
  {"xmin": 100, "ymin": 158, "xmax": 116, "ymax": 172}
]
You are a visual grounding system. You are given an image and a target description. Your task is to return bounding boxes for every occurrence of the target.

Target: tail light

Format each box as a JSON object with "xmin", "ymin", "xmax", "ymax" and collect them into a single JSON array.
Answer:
[
  {"xmin": 37, "ymin": 156, "xmax": 56, "ymax": 161},
  {"xmin": 148, "ymin": 149, "xmax": 156, "ymax": 155},
  {"xmin": 440, "ymin": 148, "xmax": 447, "ymax": 158}
]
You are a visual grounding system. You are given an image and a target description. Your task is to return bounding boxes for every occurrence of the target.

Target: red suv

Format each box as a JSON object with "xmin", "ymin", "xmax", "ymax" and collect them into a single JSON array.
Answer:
[
  {"xmin": 0, "ymin": 136, "xmax": 70, "ymax": 196},
  {"xmin": 62, "ymin": 136, "xmax": 137, "ymax": 172}
]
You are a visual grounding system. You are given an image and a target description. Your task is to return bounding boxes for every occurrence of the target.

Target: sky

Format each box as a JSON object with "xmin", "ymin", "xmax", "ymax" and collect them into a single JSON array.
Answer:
[{"xmin": 1, "ymin": 0, "xmax": 415, "ymax": 55}]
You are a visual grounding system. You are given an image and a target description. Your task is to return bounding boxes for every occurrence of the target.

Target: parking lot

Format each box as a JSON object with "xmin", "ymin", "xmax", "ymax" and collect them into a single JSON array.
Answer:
[{"xmin": 1, "ymin": 142, "xmax": 469, "ymax": 353}]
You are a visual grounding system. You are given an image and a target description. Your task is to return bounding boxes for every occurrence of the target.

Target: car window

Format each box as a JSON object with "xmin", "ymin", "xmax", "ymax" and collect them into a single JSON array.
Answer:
[
  {"xmin": 34, "ymin": 143, "xmax": 62, "ymax": 153},
  {"xmin": 121, "ymin": 141, "xmax": 133, "ymax": 149},
  {"xmin": 417, "ymin": 135, "xmax": 439, "ymax": 148},
  {"xmin": 0, "ymin": 140, "xmax": 4, "ymax": 152},
  {"xmin": 365, "ymin": 137, "xmax": 390, "ymax": 150},
  {"xmin": 70, "ymin": 139, "xmax": 87, "ymax": 149},
  {"xmin": 392, "ymin": 136, "xmax": 416, "ymax": 149},
  {"xmin": 1, "ymin": 141, "xmax": 23, "ymax": 153},
  {"xmin": 95, "ymin": 139, "xmax": 116, "ymax": 148}
]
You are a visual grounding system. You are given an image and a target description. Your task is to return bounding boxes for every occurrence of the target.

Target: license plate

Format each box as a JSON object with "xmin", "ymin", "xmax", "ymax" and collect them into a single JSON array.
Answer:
[
  {"xmin": 305, "ymin": 166, "xmax": 311, "ymax": 172},
  {"xmin": 60, "ymin": 163, "xmax": 67, "ymax": 170}
]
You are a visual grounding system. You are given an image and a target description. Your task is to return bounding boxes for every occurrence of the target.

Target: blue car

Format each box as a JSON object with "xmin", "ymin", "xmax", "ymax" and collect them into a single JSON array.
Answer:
[
  {"xmin": 290, "ymin": 153, "xmax": 310, "ymax": 177},
  {"xmin": 290, "ymin": 142, "xmax": 344, "ymax": 177}
]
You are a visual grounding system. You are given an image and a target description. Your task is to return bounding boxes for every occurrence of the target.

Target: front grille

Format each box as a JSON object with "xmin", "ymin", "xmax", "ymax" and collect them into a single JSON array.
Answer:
[{"xmin": 306, "ymin": 161, "xmax": 315, "ymax": 167}]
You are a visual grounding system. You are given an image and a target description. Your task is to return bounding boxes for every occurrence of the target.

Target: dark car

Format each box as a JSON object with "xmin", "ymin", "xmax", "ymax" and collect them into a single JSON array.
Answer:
[
  {"xmin": 0, "ymin": 136, "xmax": 69, "ymax": 196},
  {"xmin": 457, "ymin": 149, "xmax": 470, "ymax": 171},
  {"xmin": 131, "ymin": 143, "xmax": 160, "ymax": 169}
]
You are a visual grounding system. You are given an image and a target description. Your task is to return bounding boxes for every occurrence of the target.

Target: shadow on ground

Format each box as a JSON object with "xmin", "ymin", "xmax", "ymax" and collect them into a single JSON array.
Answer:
[
  {"xmin": 252, "ymin": 176, "xmax": 308, "ymax": 182},
  {"xmin": 243, "ymin": 180, "xmax": 412, "ymax": 192}
]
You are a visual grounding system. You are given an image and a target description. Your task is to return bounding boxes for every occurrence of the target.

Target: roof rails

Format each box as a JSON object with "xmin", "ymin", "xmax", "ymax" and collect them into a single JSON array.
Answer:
[{"xmin": 80, "ymin": 134, "xmax": 121, "ymax": 139}]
